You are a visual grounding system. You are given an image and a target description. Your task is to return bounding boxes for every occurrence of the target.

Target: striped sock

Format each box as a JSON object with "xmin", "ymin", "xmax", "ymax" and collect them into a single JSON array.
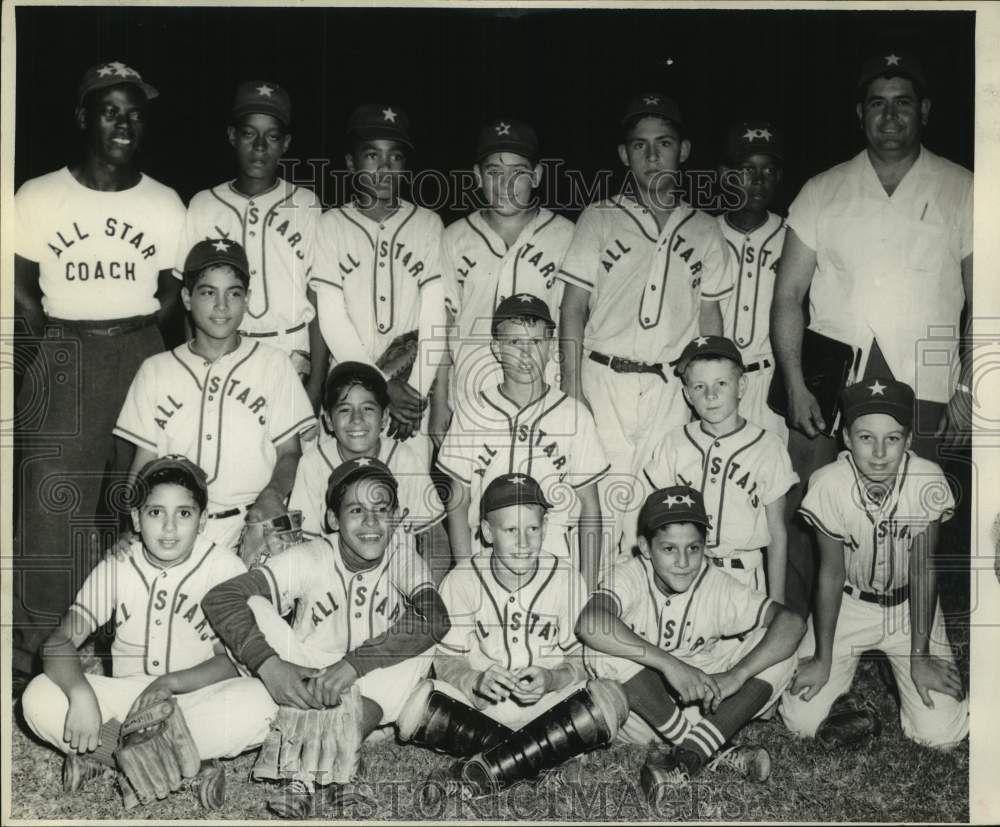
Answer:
[
  {"xmin": 622, "ymin": 668, "xmax": 691, "ymax": 743},
  {"xmin": 677, "ymin": 719, "xmax": 727, "ymax": 768}
]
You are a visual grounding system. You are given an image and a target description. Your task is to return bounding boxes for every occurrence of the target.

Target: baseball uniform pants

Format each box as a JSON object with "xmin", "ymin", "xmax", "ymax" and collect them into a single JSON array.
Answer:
[{"xmin": 742, "ymin": 361, "xmax": 788, "ymax": 443}]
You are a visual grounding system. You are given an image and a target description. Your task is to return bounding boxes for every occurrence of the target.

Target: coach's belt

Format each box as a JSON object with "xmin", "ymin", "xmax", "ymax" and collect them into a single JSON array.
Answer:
[
  {"xmin": 589, "ymin": 351, "xmax": 668, "ymax": 382},
  {"xmin": 843, "ymin": 583, "xmax": 910, "ymax": 607},
  {"xmin": 209, "ymin": 505, "xmax": 250, "ymax": 520},
  {"xmin": 743, "ymin": 357, "xmax": 773, "ymax": 373},
  {"xmin": 240, "ymin": 321, "xmax": 308, "ymax": 338},
  {"xmin": 47, "ymin": 314, "xmax": 157, "ymax": 337}
]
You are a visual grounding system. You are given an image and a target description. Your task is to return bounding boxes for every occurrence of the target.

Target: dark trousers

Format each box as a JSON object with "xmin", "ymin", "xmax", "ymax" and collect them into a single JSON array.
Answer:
[{"xmin": 12, "ymin": 322, "xmax": 163, "ymax": 672}]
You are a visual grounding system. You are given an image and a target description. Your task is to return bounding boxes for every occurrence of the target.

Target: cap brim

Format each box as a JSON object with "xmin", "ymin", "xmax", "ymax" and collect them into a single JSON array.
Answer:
[
  {"xmin": 350, "ymin": 127, "xmax": 414, "ymax": 149},
  {"xmin": 232, "ymin": 104, "xmax": 290, "ymax": 128},
  {"xmin": 843, "ymin": 402, "xmax": 913, "ymax": 426},
  {"xmin": 477, "ymin": 143, "xmax": 540, "ymax": 163},
  {"xmin": 79, "ymin": 79, "xmax": 159, "ymax": 106},
  {"xmin": 184, "ymin": 255, "xmax": 249, "ymax": 280},
  {"xmin": 858, "ymin": 67, "xmax": 926, "ymax": 89},
  {"xmin": 622, "ymin": 109, "xmax": 684, "ymax": 127}
]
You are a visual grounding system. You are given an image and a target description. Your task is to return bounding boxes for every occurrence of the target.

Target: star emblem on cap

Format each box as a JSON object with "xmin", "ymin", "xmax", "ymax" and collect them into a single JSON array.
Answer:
[
  {"xmin": 382, "ymin": 107, "xmax": 397, "ymax": 123},
  {"xmin": 517, "ymin": 295, "xmax": 534, "ymax": 303},
  {"xmin": 885, "ymin": 53, "xmax": 901, "ymax": 66},
  {"xmin": 743, "ymin": 128, "xmax": 772, "ymax": 141},
  {"xmin": 256, "ymin": 84, "xmax": 274, "ymax": 97},
  {"xmin": 643, "ymin": 95, "xmax": 661, "ymax": 105},
  {"xmin": 211, "ymin": 240, "xmax": 231, "ymax": 253},
  {"xmin": 496, "ymin": 121, "xmax": 511, "ymax": 136},
  {"xmin": 665, "ymin": 494, "xmax": 695, "ymax": 508},
  {"xmin": 693, "ymin": 336, "xmax": 710, "ymax": 347},
  {"xmin": 100, "ymin": 61, "xmax": 138, "ymax": 78},
  {"xmin": 509, "ymin": 475, "xmax": 527, "ymax": 486},
  {"xmin": 355, "ymin": 457, "xmax": 373, "ymax": 466},
  {"xmin": 868, "ymin": 380, "xmax": 887, "ymax": 396}
]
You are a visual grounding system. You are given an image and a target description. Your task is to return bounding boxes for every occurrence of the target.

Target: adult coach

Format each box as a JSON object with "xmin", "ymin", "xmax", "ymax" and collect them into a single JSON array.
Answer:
[
  {"xmin": 12, "ymin": 61, "xmax": 186, "ymax": 688},
  {"xmin": 771, "ymin": 50, "xmax": 973, "ymax": 617}
]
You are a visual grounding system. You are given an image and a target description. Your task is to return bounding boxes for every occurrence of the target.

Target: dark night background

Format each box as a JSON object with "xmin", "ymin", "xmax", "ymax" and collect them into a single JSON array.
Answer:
[{"xmin": 14, "ymin": 5, "xmax": 974, "ymax": 222}]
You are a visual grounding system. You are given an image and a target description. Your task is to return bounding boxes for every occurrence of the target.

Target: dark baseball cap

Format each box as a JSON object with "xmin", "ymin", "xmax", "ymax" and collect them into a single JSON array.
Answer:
[
  {"xmin": 840, "ymin": 378, "xmax": 915, "ymax": 429},
  {"xmin": 674, "ymin": 335, "xmax": 746, "ymax": 376},
  {"xmin": 325, "ymin": 457, "xmax": 398, "ymax": 505},
  {"xmin": 492, "ymin": 293, "xmax": 555, "ymax": 336},
  {"xmin": 481, "ymin": 473, "xmax": 552, "ymax": 519},
  {"xmin": 724, "ymin": 120, "xmax": 784, "ymax": 165},
  {"xmin": 232, "ymin": 80, "xmax": 292, "ymax": 128},
  {"xmin": 622, "ymin": 92, "xmax": 684, "ymax": 128},
  {"xmin": 638, "ymin": 485, "xmax": 711, "ymax": 536},
  {"xmin": 857, "ymin": 50, "xmax": 927, "ymax": 91},
  {"xmin": 324, "ymin": 361, "xmax": 390, "ymax": 410},
  {"xmin": 476, "ymin": 118, "xmax": 540, "ymax": 165},
  {"xmin": 183, "ymin": 239, "xmax": 251, "ymax": 284},
  {"xmin": 77, "ymin": 61, "xmax": 158, "ymax": 107},
  {"xmin": 347, "ymin": 103, "xmax": 413, "ymax": 149},
  {"xmin": 134, "ymin": 454, "xmax": 209, "ymax": 509}
]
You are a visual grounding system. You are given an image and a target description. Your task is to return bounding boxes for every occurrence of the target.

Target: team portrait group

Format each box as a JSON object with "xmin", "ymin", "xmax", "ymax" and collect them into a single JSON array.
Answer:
[{"xmin": 6, "ymin": 5, "xmax": 980, "ymax": 823}]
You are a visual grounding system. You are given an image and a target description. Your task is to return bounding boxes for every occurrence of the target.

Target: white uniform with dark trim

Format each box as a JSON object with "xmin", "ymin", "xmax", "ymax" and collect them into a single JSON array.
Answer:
[
  {"xmin": 434, "ymin": 551, "xmax": 586, "ymax": 727},
  {"xmin": 289, "ymin": 433, "xmax": 445, "ymax": 539},
  {"xmin": 641, "ymin": 421, "xmax": 798, "ymax": 587},
  {"xmin": 114, "ymin": 338, "xmax": 316, "ymax": 549},
  {"xmin": 436, "ymin": 384, "xmax": 609, "ymax": 555},
  {"xmin": 780, "ymin": 451, "xmax": 968, "ymax": 748},
  {"xmin": 558, "ymin": 196, "xmax": 735, "ymax": 539},
  {"xmin": 717, "ymin": 211, "xmax": 787, "ymax": 440},
  {"xmin": 21, "ymin": 537, "xmax": 273, "ymax": 760},
  {"xmin": 441, "ymin": 208, "xmax": 574, "ymax": 408},
  {"xmin": 182, "ymin": 179, "xmax": 322, "ymax": 364}
]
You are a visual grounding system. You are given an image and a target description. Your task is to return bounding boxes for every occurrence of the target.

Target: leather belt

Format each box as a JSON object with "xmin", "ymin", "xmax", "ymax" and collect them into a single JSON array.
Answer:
[
  {"xmin": 843, "ymin": 583, "xmax": 910, "ymax": 607},
  {"xmin": 240, "ymin": 321, "xmax": 308, "ymax": 338},
  {"xmin": 589, "ymin": 350, "xmax": 668, "ymax": 382},
  {"xmin": 710, "ymin": 557, "xmax": 745, "ymax": 570},
  {"xmin": 48, "ymin": 314, "xmax": 157, "ymax": 337},
  {"xmin": 209, "ymin": 505, "xmax": 249, "ymax": 520},
  {"xmin": 744, "ymin": 357, "xmax": 773, "ymax": 373}
]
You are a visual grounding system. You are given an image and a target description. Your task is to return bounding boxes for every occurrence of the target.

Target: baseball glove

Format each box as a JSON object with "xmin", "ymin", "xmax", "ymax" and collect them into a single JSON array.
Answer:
[
  {"xmin": 376, "ymin": 329, "xmax": 419, "ymax": 382},
  {"xmin": 815, "ymin": 691, "xmax": 882, "ymax": 750},
  {"xmin": 253, "ymin": 683, "xmax": 365, "ymax": 790},
  {"xmin": 114, "ymin": 694, "xmax": 201, "ymax": 809},
  {"xmin": 239, "ymin": 510, "xmax": 304, "ymax": 570}
]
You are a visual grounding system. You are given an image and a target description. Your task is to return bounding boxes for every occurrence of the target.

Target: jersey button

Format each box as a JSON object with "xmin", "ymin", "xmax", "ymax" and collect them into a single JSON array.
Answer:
[
  {"xmin": 643, "ymin": 317, "xmax": 650, "ymax": 323},
  {"xmin": 379, "ymin": 262, "xmax": 385, "ymax": 267},
  {"xmin": 208, "ymin": 395, "xmax": 214, "ymax": 401},
  {"xmin": 356, "ymin": 575, "xmax": 362, "ymax": 581},
  {"xmin": 649, "ymin": 284, "xmax": 656, "ymax": 291},
  {"xmin": 206, "ymin": 434, "xmax": 213, "ymax": 441},
  {"xmin": 746, "ymin": 272, "xmax": 753, "ymax": 279},
  {"xmin": 508, "ymin": 596, "xmax": 515, "ymax": 604},
  {"xmin": 249, "ymin": 231, "xmax": 256, "ymax": 237},
  {"xmin": 742, "ymin": 305, "xmax": 750, "ymax": 311},
  {"xmin": 512, "ymin": 636, "xmax": 518, "ymax": 643},
  {"xmin": 155, "ymin": 619, "xmax": 162, "ymax": 626},
  {"xmin": 152, "ymin": 660, "xmax": 160, "ymax": 667},
  {"xmin": 710, "ymin": 477, "xmax": 717, "ymax": 484},
  {"xmin": 355, "ymin": 612, "xmax": 362, "ymax": 618},
  {"xmin": 379, "ymin": 296, "xmax": 386, "ymax": 302}
]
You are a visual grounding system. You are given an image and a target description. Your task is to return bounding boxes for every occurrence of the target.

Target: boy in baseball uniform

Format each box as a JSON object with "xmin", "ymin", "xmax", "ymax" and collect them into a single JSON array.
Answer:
[
  {"xmin": 577, "ymin": 485, "xmax": 804, "ymax": 797},
  {"xmin": 396, "ymin": 473, "xmax": 628, "ymax": 797},
  {"xmin": 559, "ymin": 93, "xmax": 735, "ymax": 546},
  {"xmin": 437, "ymin": 293, "xmax": 609, "ymax": 589},
  {"xmin": 289, "ymin": 360, "xmax": 447, "ymax": 579},
  {"xmin": 717, "ymin": 120, "xmax": 788, "ymax": 441},
  {"xmin": 115, "ymin": 239, "xmax": 316, "ymax": 551},
  {"xmin": 21, "ymin": 456, "xmax": 262, "ymax": 805},
  {"xmin": 779, "ymin": 379, "xmax": 968, "ymax": 750},
  {"xmin": 438, "ymin": 117, "xmax": 575, "ymax": 421},
  {"xmin": 311, "ymin": 103, "xmax": 447, "ymax": 459},
  {"xmin": 202, "ymin": 457, "xmax": 451, "ymax": 817},
  {"xmin": 641, "ymin": 336, "xmax": 798, "ymax": 600},
  {"xmin": 182, "ymin": 81, "xmax": 326, "ymax": 410}
]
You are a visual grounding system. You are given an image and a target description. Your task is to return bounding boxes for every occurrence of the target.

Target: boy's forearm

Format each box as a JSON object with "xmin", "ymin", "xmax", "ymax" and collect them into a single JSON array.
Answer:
[
  {"xmin": 444, "ymin": 480, "xmax": 473, "ymax": 563},
  {"xmin": 41, "ymin": 631, "xmax": 91, "ymax": 699},
  {"xmin": 730, "ymin": 609, "xmax": 805, "ymax": 684},
  {"xmin": 158, "ymin": 653, "xmax": 239, "ymax": 696},
  {"xmin": 433, "ymin": 651, "xmax": 482, "ymax": 700},
  {"xmin": 909, "ymin": 524, "xmax": 941, "ymax": 654},
  {"xmin": 813, "ymin": 544, "xmax": 846, "ymax": 661},
  {"xmin": 551, "ymin": 648, "xmax": 588, "ymax": 690},
  {"xmin": 764, "ymin": 500, "xmax": 788, "ymax": 603},
  {"xmin": 576, "ymin": 602, "xmax": 666, "ymax": 671},
  {"xmin": 202, "ymin": 571, "xmax": 277, "ymax": 673},
  {"xmin": 577, "ymin": 496, "xmax": 603, "ymax": 592},
  {"xmin": 262, "ymin": 449, "xmax": 301, "ymax": 501}
]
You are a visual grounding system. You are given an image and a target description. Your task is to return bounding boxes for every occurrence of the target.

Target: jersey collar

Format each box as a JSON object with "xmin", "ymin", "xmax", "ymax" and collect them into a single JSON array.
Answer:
[
  {"xmin": 345, "ymin": 197, "xmax": 416, "ymax": 228},
  {"xmin": 468, "ymin": 207, "xmax": 552, "ymax": 257},
  {"xmin": 225, "ymin": 178, "xmax": 284, "ymax": 201},
  {"xmin": 180, "ymin": 335, "xmax": 256, "ymax": 369}
]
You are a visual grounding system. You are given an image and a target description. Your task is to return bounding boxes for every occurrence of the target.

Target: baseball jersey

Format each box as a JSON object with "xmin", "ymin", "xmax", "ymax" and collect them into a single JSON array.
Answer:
[
  {"xmin": 114, "ymin": 338, "xmax": 316, "ymax": 512},
  {"xmin": 437, "ymin": 552, "xmax": 585, "ymax": 672},
  {"xmin": 258, "ymin": 533, "xmax": 435, "ymax": 660},
  {"xmin": 310, "ymin": 199, "xmax": 447, "ymax": 398},
  {"xmin": 799, "ymin": 451, "xmax": 955, "ymax": 594},
  {"xmin": 717, "ymin": 212, "xmax": 785, "ymax": 360},
  {"xmin": 558, "ymin": 196, "xmax": 734, "ymax": 364},
  {"xmin": 68, "ymin": 536, "xmax": 246, "ymax": 678},
  {"xmin": 13, "ymin": 168, "xmax": 186, "ymax": 321},
  {"xmin": 289, "ymin": 433, "xmax": 445, "ymax": 538},
  {"xmin": 643, "ymin": 421, "xmax": 798, "ymax": 558},
  {"xmin": 182, "ymin": 178, "xmax": 322, "ymax": 337},
  {"xmin": 590, "ymin": 555, "xmax": 772, "ymax": 662},
  {"xmin": 436, "ymin": 384, "xmax": 610, "ymax": 540}
]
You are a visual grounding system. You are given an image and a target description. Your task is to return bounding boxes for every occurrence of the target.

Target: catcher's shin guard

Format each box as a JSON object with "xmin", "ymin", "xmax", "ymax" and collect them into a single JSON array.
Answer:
[
  {"xmin": 397, "ymin": 680, "xmax": 514, "ymax": 757},
  {"xmin": 461, "ymin": 679, "xmax": 629, "ymax": 796}
]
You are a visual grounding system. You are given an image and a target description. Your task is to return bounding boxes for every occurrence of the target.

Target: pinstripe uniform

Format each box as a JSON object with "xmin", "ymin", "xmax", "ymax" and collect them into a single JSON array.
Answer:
[
  {"xmin": 780, "ymin": 450, "xmax": 968, "ymax": 747},
  {"xmin": 436, "ymin": 384, "xmax": 609, "ymax": 555},
  {"xmin": 182, "ymin": 179, "xmax": 322, "ymax": 365},
  {"xmin": 558, "ymin": 196, "xmax": 735, "ymax": 538},
  {"xmin": 289, "ymin": 433, "xmax": 445, "ymax": 539},
  {"xmin": 441, "ymin": 208, "xmax": 574, "ymax": 408},
  {"xmin": 114, "ymin": 338, "xmax": 316, "ymax": 549},
  {"xmin": 718, "ymin": 211, "xmax": 787, "ymax": 440},
  {"xmin": 642, "ymin": 421, "xmax": 798, "ymax": 588}
]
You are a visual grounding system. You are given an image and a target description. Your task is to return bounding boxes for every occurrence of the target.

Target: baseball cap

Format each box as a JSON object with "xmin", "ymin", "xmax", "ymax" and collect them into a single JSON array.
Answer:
[
  {"xmin": 232, "ymin": 80, "xmax": 292, "ymax": 128},
  {"xmin": 325, "ymin": 457, "xmax": 399, "ymax": 506},
  {"xmin": 622, "ymin": 92, "xmax": 684, "ymax": 128},
  {"xmin": 638, "ymin": 485, "xmax": 711, "ymax": 536},
  {"xmin": 183, "ymin": 238, "xmax": 251, "ymax": 284},
  {"xmin": 324, "ymin": 361, "xmax": 390, "ymax": 410},
  {"xmin": 840, "ymin": 378, "xmax": 915, "ymax": 429},
  {"xmin": 674, "ymin": 335, "xmax": 746, "ymax": 376},
  {"xmin": 492, "ymin": 293, "xmax": 555, "ymax": 336},
  {"xmin": 347, "ymin": 103, "xmax": 413, "ymax": 150},
  {"xmin": 724, "ymin": 120, "xmax": 784, "ymax": 165},
  {"xmin": 134, "ymin": 454, "xmax": 209, "ymax": 508},
  {"xmin": 857, "ymin": 50, "xmax": 927, "ymax": 91},
  {"xmin": 476, "ymin": 118, "xmax": 540, "ymax": 165},
  {"xmin": 481, "ymin": 473, "xmax": 552, "ymax": 519},
  {"xmin": 77, "ymin": 61, "xmax": 158, "ymax": 107}
]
